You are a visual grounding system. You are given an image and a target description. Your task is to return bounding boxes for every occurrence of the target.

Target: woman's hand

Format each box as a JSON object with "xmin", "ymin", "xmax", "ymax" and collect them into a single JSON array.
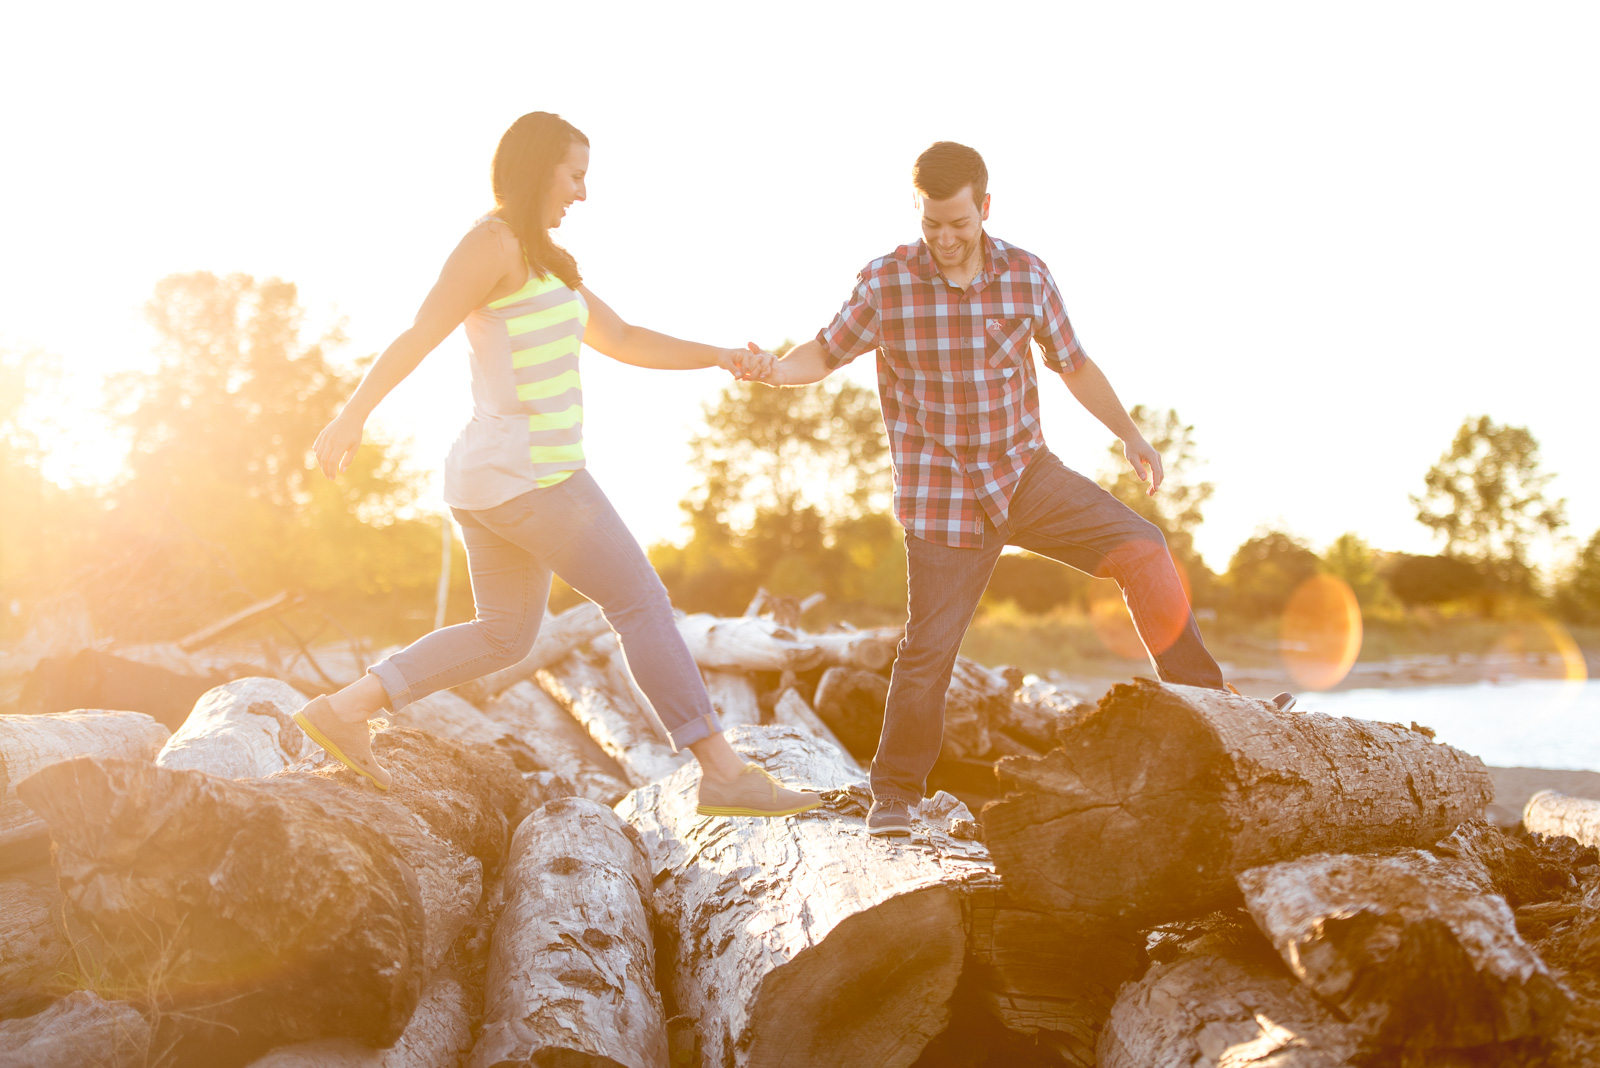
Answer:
[
  {"xmin": 715, "ymin": 344, "xmax": 776, "ymax": 381},
  {"xmin": 314, "ymin": 411, "xmax": 365, "ymax": 479}
]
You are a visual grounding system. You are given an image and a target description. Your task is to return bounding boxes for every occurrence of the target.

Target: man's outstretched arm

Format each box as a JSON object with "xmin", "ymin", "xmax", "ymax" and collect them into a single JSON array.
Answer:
[{"xmin": 1060, "ymin": 356, "xmax": 1165, "ymax": 494}]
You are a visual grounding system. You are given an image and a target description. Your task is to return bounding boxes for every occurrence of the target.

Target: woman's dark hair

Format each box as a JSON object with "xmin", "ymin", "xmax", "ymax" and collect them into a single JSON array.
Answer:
[{"xmin": 491, "ymin": 112, "xmax": 588, "ymax": 289}]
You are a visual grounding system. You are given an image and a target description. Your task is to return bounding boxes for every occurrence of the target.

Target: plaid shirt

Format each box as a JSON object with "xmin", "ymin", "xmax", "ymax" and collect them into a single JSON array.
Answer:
[{"xmin": 817, "ymin": 233, "xmax": 1084, "ymax": 547}]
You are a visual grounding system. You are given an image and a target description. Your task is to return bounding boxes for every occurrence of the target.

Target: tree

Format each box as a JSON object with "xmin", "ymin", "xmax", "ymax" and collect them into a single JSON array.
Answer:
[
  {"xmin": 1319, "ymin": 532, "xmax": 1397, "ymax": 614},
  {"xmin": 651, "ymin": 353, "xmax": 900, "ymax": 616},
  {"xmin": 1225, "ymin": 530, "xmax": 1320, "ymax": 620},
  {"xmin": 1555, "ymin": 529, "xmax": 1600, "ymax": 625},
  {"xmin": 1385, "ymin": 554, "xmax": 1485, "ymax": 608},
  {"xmin": 1411, "ymin": 416, "xmax": 1566, "ymax": 593}
]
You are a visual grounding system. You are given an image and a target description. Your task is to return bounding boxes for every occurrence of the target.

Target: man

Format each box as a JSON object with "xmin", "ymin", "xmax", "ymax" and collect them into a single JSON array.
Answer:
[{"xmin": 755, "ymin": 141, "xmax": 1291, "ymax": 836}]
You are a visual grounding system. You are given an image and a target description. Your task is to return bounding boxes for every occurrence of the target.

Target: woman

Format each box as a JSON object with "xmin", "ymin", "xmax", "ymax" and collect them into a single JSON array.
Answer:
[{"xmin": 300, "ymin": 111, "xmax": 818, "ymax": 818}]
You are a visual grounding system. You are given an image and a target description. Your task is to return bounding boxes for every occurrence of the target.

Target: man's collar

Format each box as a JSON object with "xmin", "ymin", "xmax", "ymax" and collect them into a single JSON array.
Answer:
[{"xmin": 911, "ymin": 233, "xmax": 1011, "ymax": 285}]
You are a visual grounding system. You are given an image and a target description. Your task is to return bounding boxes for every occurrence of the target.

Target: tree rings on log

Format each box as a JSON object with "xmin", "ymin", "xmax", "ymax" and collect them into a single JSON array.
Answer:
[{"xmin": 981, "ymin": 679, "xmax": 1495, "ymax": 924}]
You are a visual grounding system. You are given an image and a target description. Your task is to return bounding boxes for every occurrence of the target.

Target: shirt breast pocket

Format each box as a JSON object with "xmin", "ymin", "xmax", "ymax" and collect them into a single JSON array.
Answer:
[{"xmin": 984, "ymin": 317, "xmax": 1034, "ymax": 373}]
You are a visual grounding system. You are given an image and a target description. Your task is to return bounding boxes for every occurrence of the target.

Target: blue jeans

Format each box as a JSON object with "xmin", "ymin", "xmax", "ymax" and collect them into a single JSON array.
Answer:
[
  {"xmin": 871, "ymin": 448, "xmax": 1224, "ymax": 804},
  {"xmin": 368, "ymin": 470, "xmax": 721, "ymax": 751}
]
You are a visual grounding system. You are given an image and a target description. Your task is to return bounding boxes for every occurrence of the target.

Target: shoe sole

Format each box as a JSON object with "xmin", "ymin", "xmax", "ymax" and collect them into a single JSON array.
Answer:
[
  {"xmin": 867, "ymin": 824, "xmax": 911, "ymax": 837},
  {"xmin": 294, "ymin": 710, "xmax": 389, "ymax": 792},
  {"xmin": 696, "ymin": 798, "xmax": 823, "ymax": 818}
]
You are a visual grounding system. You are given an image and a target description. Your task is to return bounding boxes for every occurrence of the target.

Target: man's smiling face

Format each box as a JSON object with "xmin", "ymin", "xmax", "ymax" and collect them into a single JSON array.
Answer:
[{"xmin": 919, "ymin": 185, "xmax": 990, "ymax": 273}]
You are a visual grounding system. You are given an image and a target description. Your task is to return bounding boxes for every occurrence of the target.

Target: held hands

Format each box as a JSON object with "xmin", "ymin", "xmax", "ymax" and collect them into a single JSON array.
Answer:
[
  {"xmin": 720, "ymin": 343, "xmax": 779, "ymax": 383},
  {"xmin": 313, "ymin": 412, "xmax": 365, "ymax": 479},
  {"xmin": 1124, "ymin": 434, "xmax": 1165, "ymax": 495}
]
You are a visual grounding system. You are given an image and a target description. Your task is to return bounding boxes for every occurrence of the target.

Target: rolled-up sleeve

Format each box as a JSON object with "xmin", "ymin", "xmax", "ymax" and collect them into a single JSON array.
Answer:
[
  {"xmin": 1034, "ymin": 269, "xmax": 1084, "ymax": 374},
  {"xmin": 816, "ymin": 273, "xmax": 882, "ymax": 369}
]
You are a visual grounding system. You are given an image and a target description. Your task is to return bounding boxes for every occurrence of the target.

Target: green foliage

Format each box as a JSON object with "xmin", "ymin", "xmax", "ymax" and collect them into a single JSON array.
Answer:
[
  {"xmin": 1412, "ymin": 416, "xmax": 1566, "ymax": 588},
  {"xmin": 1319, "ymin": 532, "xmax": 1402, "ymax": 616},
  {"xmin": 651, "ymin": 361, "xmax": 902, "ymax": 615},
  {"xmin": 1384, "ymin": 554, "xmax": 1485, "ymax": 607},
  {"xmin": 1224, "ymin": 529, "xmax": 1320, "ymax": 620},
  {"xmin": 984, "ymin": 551, "xmax": 1092, "ymax": 615},
  {"xmin": 1556, "ymin": 529, "xmax": 1600, "ymax": 625}
]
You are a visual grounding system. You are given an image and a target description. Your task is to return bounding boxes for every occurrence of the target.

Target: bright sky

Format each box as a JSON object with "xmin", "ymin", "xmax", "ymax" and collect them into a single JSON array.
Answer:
[{"xmin": 2, "ymin": 2, "xmax": 1595, "ymax": 572}]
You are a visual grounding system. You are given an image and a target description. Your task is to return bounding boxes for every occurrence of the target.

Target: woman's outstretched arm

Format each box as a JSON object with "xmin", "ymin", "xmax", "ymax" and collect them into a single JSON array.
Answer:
[
  {"xmin": 313, "ymin": 225, "xmax": 517, "ymax": 478},
  {"xmin": 579, "ymin": 287, "xmax": 758, "ymax": 376}
]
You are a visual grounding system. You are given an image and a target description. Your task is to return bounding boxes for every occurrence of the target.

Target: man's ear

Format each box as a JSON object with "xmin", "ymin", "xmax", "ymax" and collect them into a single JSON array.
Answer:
[{"xmin": 980, "ymin": 193, "xmax": 991, "ymax": 222}]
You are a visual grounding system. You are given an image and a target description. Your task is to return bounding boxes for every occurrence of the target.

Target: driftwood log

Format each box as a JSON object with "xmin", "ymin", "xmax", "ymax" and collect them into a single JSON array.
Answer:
[
  {"xmin": 244, "ymin": 966, "xmax": 473, "ymax": 1068},
  {"xmin": 617, "ymin": 724, "xmax": 993, "ymax": 1068},
  {"xmin": 981, "ymin": 679, "xmax": 1495, "ymax": 924},
  {"xmin": 0, "ymin": 991, "xmax": 151, "ymax": 1068},
  {"xmin": 702, "ymin": 669, "xmax": 761, "ymax": 728},
  {"xmin": 812, "ymin": 666, "xmax": 889, "ymax": 758},
  {"xmin": 0, "ymin": 865, "xmax": 65, "ymax": 1017},
  {"xmin": 771, "ymin": 686, "xmax": 857, "ymax": 766},
  {"xmin": 455, "ymin": 601, "xmax": 610, "ymax": 702},
  {"xmin": 962, "ymin": 884, "xmax": 1146, "ymax": 1067},
  {"xmin": 155, "ymin": 676, "xmax": 309, "ymax": 778},
  {"xmin": 1525, "ymin": 789, "xmax": 1600, "ymax": 850},
  {"xmin": 471, "ymin": 797, "xmax": 667, "ymax": 1068},
  {"xmin": 998, "ymin": 676, "xmax": 1093, "ymax": 751},
  {"xmin": 676, "ymin": 613, "xmax": 826, "ymax": 673},
  {"xmin": 1238, "ymin": 847, "xmax": 1569, "ymax": 1049},
  {"xmin": 19, "ymin": 648, "xmax": 224, "ymax": 730},
  {"xmin": 1, "ymin": 710, "xmax": 169, "ymax": 868},
  {"xmin": 803, "ymin": 626, "xmax": 902, "ymax": 671},
  {"xmin": 536, "ymin": 650, "xmax": 686, "ymax": 787},
  {"xmin": 481, "ymin": 681, "xmax": 629, "ymax": 805},
  {"xmin": 15, "ymin": 729, "xmax": 522, "ymax": 1052},
  {"xmin": 1098, "ymin": 915, "xmax": 1366, "ymax": 1068}
]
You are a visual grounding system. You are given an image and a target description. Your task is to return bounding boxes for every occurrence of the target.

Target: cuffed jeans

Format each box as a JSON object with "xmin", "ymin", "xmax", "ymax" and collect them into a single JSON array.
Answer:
[
  {"xmin": 871, "ymin": 448, "xmax": 1224, "ymax": 804},
  {"xmin": 368, "ymin": 470, "xmax": 722, "ymax": 751}
]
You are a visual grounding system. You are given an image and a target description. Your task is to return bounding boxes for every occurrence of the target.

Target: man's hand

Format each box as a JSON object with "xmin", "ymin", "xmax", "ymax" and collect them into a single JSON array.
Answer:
[
  {"xmin": 717, "ymin": 345, "xmax": 777, "ymax": 381},
  {"xmin": 1124, "ymin": 434, "xmax": 1164, "ymax": 495},
  {"xmin": 313, "ymin": 412, "xmax": 365, "ymax": 479}
]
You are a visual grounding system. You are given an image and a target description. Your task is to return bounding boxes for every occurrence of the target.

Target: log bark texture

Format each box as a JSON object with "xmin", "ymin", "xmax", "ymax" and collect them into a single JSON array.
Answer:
[
  {"xmin": 941, "ymin": 657, "xmax": 1011, "ymax": 759},
  {"xmin": 0, "ymin": 865, "xmax": 66, "ymax": 1017},
  {"xmin": 1097, "ymin": 918, "xmax": 1366, "ymax": 1068},
  {"xmin": 481, "ymin": 681, "xmax": 629, "ymax": 805},
  {"xmin": 15, "ymin": 728, "xmax": 523, "ymax": 1052},
  {"xmin": 812, "ymin": 666, "xmax": 889, "ymax": 758},
  {"xmin": 244, "ymin": 965, "xmax": 473, "ymax": 1068},
  {"xmin": 997, "ymin": 677, "xmax": 1093, "ymax": 751},
  {"xmin": 981, "ymin": 679, "xmax": 1495, "ymax": 924},
  {"xmin": 1525, "ymin": 789, "xmax": 1600, "ymax": 850},
  {"xmin": 676, "ymin": 613, "xmax": 826, "ymax": 673},
  {"xmin": 455, "ymin": 601, "xmax": 609, "ymax": 702},
  {"xmin": 155, "ymin": 676, "xmax": 309, "ymax": 778},
  {"xmin": 471, "ymin": 797, "xmax": 667, "ymax": 1068},
  {"xmin": 0, "ymin": 991, "xmax": 151, "ymax": 1068},
  {"xmin": 1238, "ymin": 849, "xmax": 1569, "ymax": 1047},
  {"xmin": 536, "ymin": 651, "xmax": 686, "ymax": 787},
  {"xmin": 616, "ymin": 724, "xmax": 993, "ymax": 1068},
  {"xmin": 803, "ymin": 626, "xmax": 902, "ymax": 671},
  {"xmin": 962, "ymin": 884, "xmax": 1146, "ymax": 1068},
  {"xmin": 703, "ymin": 669, "xmax": 762, "ymax": 728},
  {"xmin": 1, "ymin": 710, "xmax": 169, "ymax": 865},
  {"xmin": 771, "ymin": 687, "xmax": 857, "ymax": 766}
]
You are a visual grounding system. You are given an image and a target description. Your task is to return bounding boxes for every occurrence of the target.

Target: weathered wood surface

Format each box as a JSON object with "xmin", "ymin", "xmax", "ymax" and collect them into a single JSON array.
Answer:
[
  {"xmin": 703, "ymin": 669, "xmax": 762, "ymax": 727},
  {"xmin": 482, "ymin": 681, "xmax": 629, "ymax": 805},
  {"xmin": 1098, "ymin": 917, "xmax": 1366, "ymax": 1068},
  {"xmin": 0, "ymin": 865, "xmax": 65, "ymax": 1017},
  {"xmin": 617, "ymin": 724, "xmax": 993, "ymax": 1068},
  {"xmin": 812, "ymin": 665, "xmax": 889, "ymax": 758},
  {"xmin": 536, "ymin": 650, "xmax": 687, "ymax": 787},
  {"xmin": 1525, "ymin": 789, "xmax": 1600, "ymax": 850},
  {"xmin": 962, "ymin": 885, "xmax": 1145, "ymax": 1068},
  {"xmin": 998, "ymin": 676, "xmax": 1092, "ymax": 751},
  {"xmin": 454, "ymin": 601, "xmax": 610, "ymax": 702},
  {"xmin": 941, "ymin": 657, "xmax": 1010, "ymax": 759},
  {"xmin": 155, "ymin": 676, "xmax": 309, "ymax": 778},
  {"xmin": 771, "ymin": 686, "xmax": 858, "ymax": 766},
  {"xmin": 803, "ymin": 626, "xmax": 902, "ymax": 671},
  {"xmin": 981, "ymin": 679, "xmax": 1495, "ymax": 924},
  {"xmin": 1, "ymin": 710, "xmax": 169, "ymax": 864},
  {"xmin": 15, "ymin": 729, "xmax": 523, "ymax": 1052},
  {"xmin": 1239, "ymin": 847, "xmax": 1568, "ymax": 1048},
  {"xmin": 471, "ymin": 797, "xmax": 667, "ymax": 1068},
  {"xmin": 676, "ymin": 612, "xmax": 826, "ymax": 673},
  {"xmin": 244, "ymin": 965, "xmax": 473, "ymax": 1068},
  {"xmin": 0, "ymin": 991, "xmax": 151, "ymax": 1068}
]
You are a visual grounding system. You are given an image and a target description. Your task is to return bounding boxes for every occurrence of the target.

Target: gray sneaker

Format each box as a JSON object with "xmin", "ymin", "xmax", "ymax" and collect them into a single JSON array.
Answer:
[
  {"xmin": 1272, "ymin": 692, "xmax": 1298, "ymax": 713},
  {"xmin": 696, "ymin": 764, "xmax": 822, "ymax": 818},
  {"xmin": 867, "ymin": 797, "xmax": 912, "ymax": 837}
]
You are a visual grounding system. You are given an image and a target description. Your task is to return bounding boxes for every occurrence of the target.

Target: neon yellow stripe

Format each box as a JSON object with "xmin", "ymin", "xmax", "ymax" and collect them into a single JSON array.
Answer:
[
  {"xmin": 516, "ymin": 369, "xmax": 581, "ymax": 402},
  {"xmin": 528, "ymin": 442, "xmax": 585, "ymax": 465},
  {"xmin": 487, "ymin": 272, "xmax": 568, "ymax": 310},
  {"xmin": 535, "ymin": 469, "xmax": 577, "ymax": 488},
  {"xmin": 512, "ymin": 334, "xmax": 579, "ymax": 369},
  {"xmin": 506, "ymin": 301, "xmax": 584, "ymax": 337},
  {"xmin": 530, "ymin": 403, "xmax": 583, "ymax": 431}
]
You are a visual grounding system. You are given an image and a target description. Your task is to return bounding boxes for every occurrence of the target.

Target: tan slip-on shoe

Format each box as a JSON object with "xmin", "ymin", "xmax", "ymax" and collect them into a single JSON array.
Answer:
[
  {"xmin": 696, "ymin": 763, "xmax": 822, "ymax": 818},
  {"xmin": 294, "ymin": 695, "xmax": 392, "ymax": 791}
]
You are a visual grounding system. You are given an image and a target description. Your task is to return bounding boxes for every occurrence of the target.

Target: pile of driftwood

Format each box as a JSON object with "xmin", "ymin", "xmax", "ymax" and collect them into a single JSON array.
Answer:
[{"xmin": 3, "ymin": 599, "xmax": 1600, "ymax": 1068}]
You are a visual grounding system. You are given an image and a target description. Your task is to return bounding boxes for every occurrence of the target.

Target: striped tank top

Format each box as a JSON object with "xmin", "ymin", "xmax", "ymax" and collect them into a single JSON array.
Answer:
[{"xmin": 443, "ymin": 233, "xmax": 589, "ymax": 511}]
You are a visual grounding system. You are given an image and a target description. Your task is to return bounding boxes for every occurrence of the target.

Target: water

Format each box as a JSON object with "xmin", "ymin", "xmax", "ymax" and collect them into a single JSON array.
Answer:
[{"xmin": 1300, "ymin": 680, "xmax": 1600, "ymax": 771}]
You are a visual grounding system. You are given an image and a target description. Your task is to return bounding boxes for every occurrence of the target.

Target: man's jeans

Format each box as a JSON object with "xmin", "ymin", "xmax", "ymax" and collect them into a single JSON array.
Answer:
[
  {"xmin": 871, "ymin": 448, "xmax": 1224, "ymax": 805},
  {"xmin": 369, "ymin": 470, "xmax": 721, "ymax": 751}
]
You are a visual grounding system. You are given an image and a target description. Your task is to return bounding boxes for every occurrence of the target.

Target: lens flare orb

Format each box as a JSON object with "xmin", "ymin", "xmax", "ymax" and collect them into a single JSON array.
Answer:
[{"xmin": 1279, "ymin": 574, "xmax": 1363, "ymax": 690}]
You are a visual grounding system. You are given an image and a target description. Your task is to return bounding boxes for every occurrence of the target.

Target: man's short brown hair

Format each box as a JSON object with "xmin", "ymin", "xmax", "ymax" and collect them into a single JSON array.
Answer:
[{"xmin": 913, "ymin": 142, "xmax": 987, "ymax": 207}]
